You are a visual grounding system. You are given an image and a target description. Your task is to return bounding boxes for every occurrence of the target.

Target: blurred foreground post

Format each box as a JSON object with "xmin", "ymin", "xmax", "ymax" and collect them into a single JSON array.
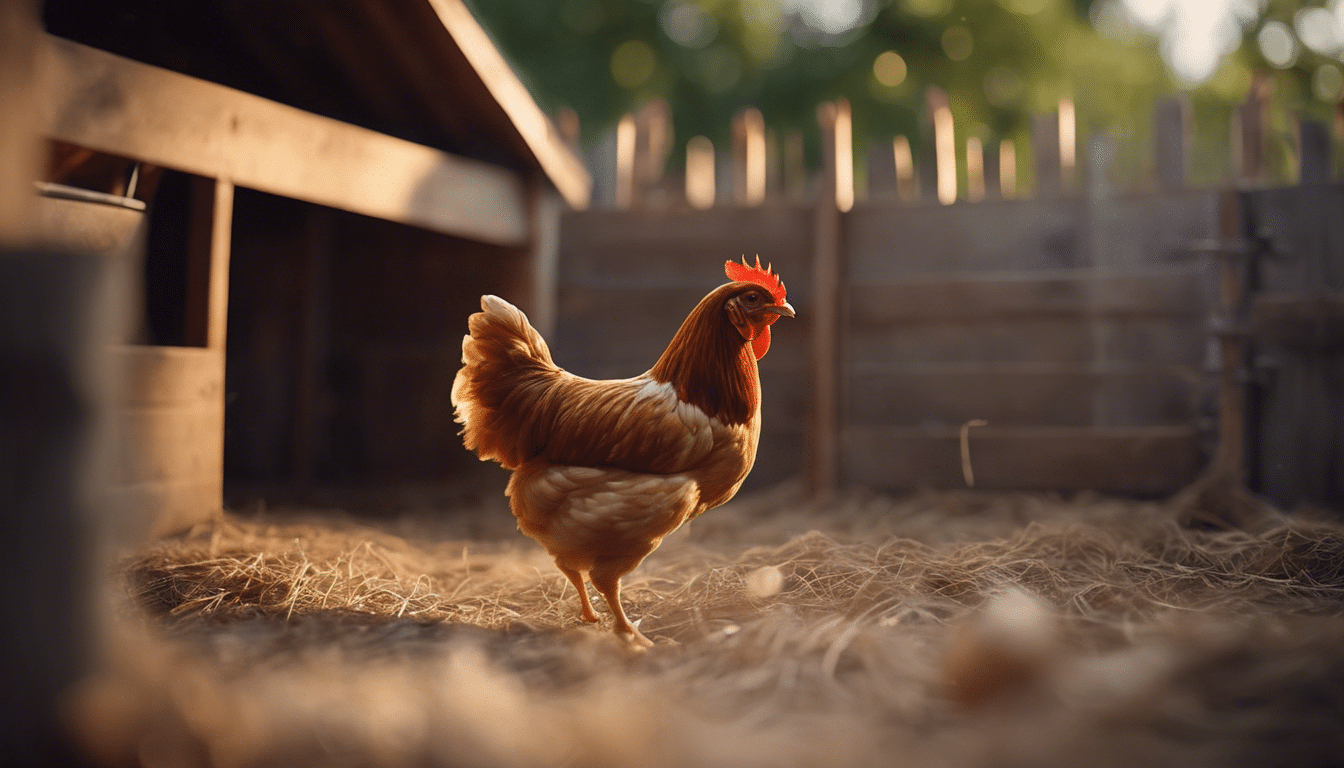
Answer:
[
  {"xmin": 809, "ymin": 100, "xmax": 851, "ymax": 498},
  {"xmin": 1, "ymin": 7, "xmax": 98, "ymax": 765}
]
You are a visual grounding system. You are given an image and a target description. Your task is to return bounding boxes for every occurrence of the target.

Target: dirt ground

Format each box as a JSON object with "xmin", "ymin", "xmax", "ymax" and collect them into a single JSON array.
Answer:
[{"xmin": 73, "ymin": 484, "xmax": 1344, "ymax": 768}]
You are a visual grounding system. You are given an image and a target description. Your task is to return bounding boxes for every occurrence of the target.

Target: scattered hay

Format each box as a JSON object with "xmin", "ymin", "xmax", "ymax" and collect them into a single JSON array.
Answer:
[{"xmin": 79, "ymin": 488, "xmax": 1344, "ymax": 768}]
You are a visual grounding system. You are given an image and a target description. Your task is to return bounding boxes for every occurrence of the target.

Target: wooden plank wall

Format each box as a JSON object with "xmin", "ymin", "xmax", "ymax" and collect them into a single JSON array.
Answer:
[
  {"xmin": 555, "ymin": 206, "xmax": 814, "ymax": 490},
  {"xmin": 559, "ymin": 87, "xmax": 1342, "ymax": 499},
  {"xmin": 841, "ymin": 191, "xmax": 1217, "ymax": 493},
  {"xmin": 1244, "ymin": 123, "xmax": 1344, "ymax": 510}
]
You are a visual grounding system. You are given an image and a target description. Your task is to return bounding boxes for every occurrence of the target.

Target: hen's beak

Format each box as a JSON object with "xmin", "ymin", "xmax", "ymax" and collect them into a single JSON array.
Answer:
[{"xmin": 764, "ymin": 301, "xmax": 795, "ymax": 318}]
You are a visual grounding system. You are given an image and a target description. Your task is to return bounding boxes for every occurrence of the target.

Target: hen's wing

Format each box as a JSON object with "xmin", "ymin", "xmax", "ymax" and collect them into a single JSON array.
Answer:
[{"xmin": 452, "ymin": 296, "xmax": 718, "ymax": 473}]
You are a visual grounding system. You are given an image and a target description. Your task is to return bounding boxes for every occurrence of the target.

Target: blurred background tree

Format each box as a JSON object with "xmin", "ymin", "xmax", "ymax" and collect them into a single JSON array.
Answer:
[{"xmin": 465, "ymin": 0, "xmax": 1344, "ymax": 185}]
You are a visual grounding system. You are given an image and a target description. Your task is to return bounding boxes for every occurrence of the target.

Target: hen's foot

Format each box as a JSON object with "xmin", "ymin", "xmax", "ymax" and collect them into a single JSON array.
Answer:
[{"xmin": 616, "ymin": 626, "xmax": 655, "ymax": 650}]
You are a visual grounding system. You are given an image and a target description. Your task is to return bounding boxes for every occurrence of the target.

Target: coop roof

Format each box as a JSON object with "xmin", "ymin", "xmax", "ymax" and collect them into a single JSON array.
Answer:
[{"xmin": 43, "ymin": 0, "xmax": 590, "ymax": 209}]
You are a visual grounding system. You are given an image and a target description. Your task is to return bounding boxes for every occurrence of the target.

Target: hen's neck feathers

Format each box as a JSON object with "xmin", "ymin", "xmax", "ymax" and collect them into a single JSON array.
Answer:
[{"xmin": 649, "ymin": 283, "xmax": 760, "ymax": 425}]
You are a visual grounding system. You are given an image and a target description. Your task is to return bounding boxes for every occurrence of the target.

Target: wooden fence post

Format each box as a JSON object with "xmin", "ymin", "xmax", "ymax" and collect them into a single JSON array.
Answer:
[
  {"xmin": 1298, "ymin": 117, "xmax": 1332, "ymax": 185},
  {"xmin": 1154, "ymin": 94, "xmax": 1190, "ymax": 189},
  {"xmin": 614, "ymin": 113, "xmax": 636, "ymax": 208},
  {"xmin": 999, "ymin": 139, "xmax": 1017, "ymax": 199},
  {"xmin": 866, "ymin": 139, "xmax": 896, "ymax": 199},
  {"xmin": 1233, "ymin": 71, "xmax": 1273, "ymax": 185},
  {"xmin": 1033, "ymin": 112, "xmax": 1062, "ymax": 197},
  {"xmin": 684, "ymin": 135, "xmax": 716, "ymax": 210},
  {"xmin": 782, "ymin": 129, "xmax": 806, "ymax": 201},
  {"xmin": 809, "ymin": 100, "xmax": 850, "ymax": 498},
  {"xmin": 894, "ymin": 136, "xmax": 918, "ymax": 202},
  {"xmin": 966, "ymin": 137, "xmax": 985, "ymax": 202},
  {"xmin": 732, "ymin": 107, "xmax": 766, "ymax": 206},
  {"xmin": 926, "ymin": 87, "xmax": 956, "ymax": 204}
]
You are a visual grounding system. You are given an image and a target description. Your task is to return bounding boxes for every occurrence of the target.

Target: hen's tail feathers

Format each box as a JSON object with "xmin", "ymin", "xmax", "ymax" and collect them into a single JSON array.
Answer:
[{"xmin": 451, "ymin": 295, "xmax": 560, "ymax": 469}]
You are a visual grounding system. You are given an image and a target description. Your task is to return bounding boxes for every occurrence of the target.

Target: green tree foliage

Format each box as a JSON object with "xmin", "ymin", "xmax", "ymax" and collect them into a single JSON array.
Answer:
[{"xmin": 465, "ymin": 0, "xmax": 1340, "ymax": 181}]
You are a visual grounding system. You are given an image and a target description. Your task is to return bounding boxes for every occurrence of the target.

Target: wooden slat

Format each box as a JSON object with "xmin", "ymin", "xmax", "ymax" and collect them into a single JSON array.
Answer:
[
  {"xmin": 105, "ymin": 478, "xmax": 223, "ymax": 539},
  {"xmin": 851, "ymin": 317, "xmax": 1205, "ymax": 366},
  {"xmin": 809, "ymin": 101, "xmax": 848, "ymax": 496},
  {"xmin": 184, "ymin": 177, "xmax": 234, "ymax": 350},
  {"xmin": 1252, "ymin": 291, "xmax": 1344, "ymax": 349},
  {"xmin": 842, "ymin": 425, "xmax": 1203, "ymax": 493},
  {"xmin": 115, "ymin": 345, "xmax": 223, "ymax": 406},
  {"xmin": 846, "ymin": 191, "xmax": 1218, "ymax": 278},
  {"xmin": 38, "ymin": 35, "xmax": 530, "ymax": 245},
  {"xmin": 114, "ymin": 402, "xmax": 224, "ymax": 486},
  {"xmin": 847, "ymin": 364, "xmax": 1199, "ymax": 427},
  {"xmin": 560, "ymin": 205, "xmax": 813, "ymax": 286},
  {"xmin": 850, "ymin": 266, "xmax": 1206, "ymax": 325}
]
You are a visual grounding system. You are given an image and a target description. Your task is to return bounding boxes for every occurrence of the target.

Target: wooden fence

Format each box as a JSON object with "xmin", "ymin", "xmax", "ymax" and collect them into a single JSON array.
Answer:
[{"xmin": 555, "ymin": 89, "xmax": 1342, "ymax": 507}]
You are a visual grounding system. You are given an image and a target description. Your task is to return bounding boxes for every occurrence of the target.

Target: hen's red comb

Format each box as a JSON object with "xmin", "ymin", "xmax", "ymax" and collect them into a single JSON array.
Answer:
[{"xmin": 724, "ymin": 255, "xmax": 787, "ymax": 304}]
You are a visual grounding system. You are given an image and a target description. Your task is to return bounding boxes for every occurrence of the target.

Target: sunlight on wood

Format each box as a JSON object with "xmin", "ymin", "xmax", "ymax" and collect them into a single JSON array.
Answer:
[
  {"xmin": 966, "ymin": 136, "xmax": 985, "ymax": 202},
  {"xmin": 615, "ymin": 113, "xmax": 636, "ymax": 208},
  {"xmin": 928, "ymin": 88, "xmax": 956, "ymax": 205},
  {"xmin": 685, "ymin": 135, "xmax": 716, "ymax": 210},
  {"xmin": 834, "ymin": 100, "xmax": 854, "ymax": 212},
  {"xmin": 999, "ymin": 139, "xmax": 1017, "ymax": 199},
  {"xmin": 1059, "ymin": 98, "xmax": 1076, "ymax": 188},
  {"xmin": 734, "ymin": 108, "xmax": 766, "ymax": 206}
]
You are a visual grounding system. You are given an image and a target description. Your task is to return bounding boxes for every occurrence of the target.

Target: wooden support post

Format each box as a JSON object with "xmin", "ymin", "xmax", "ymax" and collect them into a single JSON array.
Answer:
[
  {"xmin": 185, "ymin": 177, "xmax": 235, "ymax": 351},
  {"xmin": 1154, "ymin": 94, "xmax": 1190, "ymax": 190},
  {"xmin": 809, "ymin": 100, "xmax": 850, "ymax": 498},
  {"xmin": 181, "ymin": 176, "xmax": 232, "ymax": 518},
  {"xmin": 525, "ymin": 174, "xmax": 561, "ymax": 340},
  {"xmin": 1211, "ymin": 189, "xmax": 1248, "ymax": 484}
]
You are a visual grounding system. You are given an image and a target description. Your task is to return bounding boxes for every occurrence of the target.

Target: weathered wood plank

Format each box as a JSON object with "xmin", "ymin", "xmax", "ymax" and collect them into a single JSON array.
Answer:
[
  {"xmin": 559, "ymin": 205, "xmax": 813, "ymax": 286},
  {"xmin": 113, "ymin": 401, "xmax": 225, "ymax": 485},
  {"xmin": 842, "ymin": 425, "xmax": 1203, "ymax": 493},
  {"xmin": 39, "ymin": 35, "xmax": 530, "ymax": 245},
  {"xmin": 846, "ymin": 364, "xmax": 1199, "ymax": 427},
  {"xmin": 105, "ymin": 478, "xmax": 223, "ymax": 539},
  {"xmin": 115, "ymin": 345, "xmax": 223, "ymax": 407},
  {"xmin": 851, "ymin": 317, "xmax": 1205, "ymax": 366},
  {"xmin": 184, "ymin": 177, "xmax": 233, "ymax": 350},
  {"xmin": 808, "ymin": 100, "xmax": 850, "ymax": 496},
  {"xmin": 846, "ymin": 191, "xmax": 1217, "ymax": 278},
  {"xmin": 1252, "ymin": 292, "xmax": 1344, "ymax": 350},
  {"xmin": 850, "ymin": 266, "xmax": 1206, "ymax": 325}
]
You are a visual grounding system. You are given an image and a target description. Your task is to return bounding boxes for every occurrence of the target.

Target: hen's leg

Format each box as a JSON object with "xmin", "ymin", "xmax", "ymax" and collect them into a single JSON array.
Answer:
[
  {"xmin": 556, "ymin": 563, "xmax": 599, "ymax": 623},
  {"xmin": 590, "ymin": 564, "xmax": 652, "ymax": 648}
]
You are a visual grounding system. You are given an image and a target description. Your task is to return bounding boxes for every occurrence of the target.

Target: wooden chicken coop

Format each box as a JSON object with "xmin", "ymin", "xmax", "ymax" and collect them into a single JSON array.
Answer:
[{"xmin": 21, "ymin": 0, "xmax": 589, "ymax": 538}]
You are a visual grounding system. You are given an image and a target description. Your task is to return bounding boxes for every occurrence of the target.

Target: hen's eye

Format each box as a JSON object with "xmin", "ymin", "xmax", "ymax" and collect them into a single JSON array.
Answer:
[{"xmin": 744, "ymin": 292, "xmax": 761, "ymax": 304}]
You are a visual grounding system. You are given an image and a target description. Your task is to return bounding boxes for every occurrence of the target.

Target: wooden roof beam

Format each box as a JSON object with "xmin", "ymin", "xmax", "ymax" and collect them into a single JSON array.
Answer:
[{"xmin": 39, "ymin": 34, "xmax": 530, "ymax": 246}]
